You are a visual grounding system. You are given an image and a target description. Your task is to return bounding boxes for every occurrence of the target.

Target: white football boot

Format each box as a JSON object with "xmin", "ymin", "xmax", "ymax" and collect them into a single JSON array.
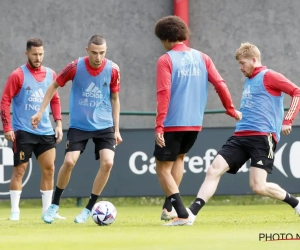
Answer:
[
  {"xmin": 163, "ymin": 208, "xmax": 196, "ymax": 226},
  {"xmin": 161, "ymin": 207, "xmax": 177, "ymax": 221}
]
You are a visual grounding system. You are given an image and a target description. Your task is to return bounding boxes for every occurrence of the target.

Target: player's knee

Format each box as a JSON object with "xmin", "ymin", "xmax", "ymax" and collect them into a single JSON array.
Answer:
[
  {"xmin": 101, "ymin": 160, "xmax": 114, "ymax": 172},
  {"xmin": 12, "ymin": 170, "xmax": 24, "ymax": 180},
  {"xmin": 206, "ymin": 163, "xmax": 222, "ymax": 178},
  {"xmin": 41, "ymin": 165, "xmax": 54, "ymax": 178},
  {"xmin": 250, "ymin": 183, "xmax": 266, "ymax": 195},
  {"xmin": 12, "ymin": 165, "xmax": 26, "ymax": 179},
  {"xmin": 63, "ymin": 158, "xmax": 76, "ymax": 171}
]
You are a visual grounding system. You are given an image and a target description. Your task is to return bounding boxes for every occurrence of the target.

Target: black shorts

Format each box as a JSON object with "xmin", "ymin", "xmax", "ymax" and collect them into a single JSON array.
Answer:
[
  {"xmin": 153, "ymin": 131, "xmax": 198, "ymax": 161},
  {"xmin": 13, "ymin": 130, "xmax": 56, "ymax": 167},
  {"xmin": 218, "ymin": 134, "xmax": 276, "ymax": 174},
  {"xmin": 65, "ymin": 127, "xmax": 116, "ymax": 160}
]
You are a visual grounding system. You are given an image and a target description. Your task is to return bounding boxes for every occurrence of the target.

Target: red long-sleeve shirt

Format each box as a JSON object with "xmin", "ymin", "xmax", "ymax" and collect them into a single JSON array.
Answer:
[
  {"xmin": 55, "ymin": 57, "xmax": 120, "ymax": 93},
  {"xmin": 1, "ymin": 63, "xmax": 61, "ymax": 133},
  {"xmin": 155, "ymin": 44, "xmax": 237, "ymax": 133},
  {"xmin": 234, "ymin": 66, "xmax": 300, "ymax": 140}
]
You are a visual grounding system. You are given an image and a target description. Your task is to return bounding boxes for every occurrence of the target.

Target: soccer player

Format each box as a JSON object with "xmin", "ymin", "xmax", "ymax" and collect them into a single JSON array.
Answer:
[
  {"xmin": 153, "ymin": 16, "xmax": 242, "ymax": 226},
  {"xmin": 31, "ymin": 35, "xmax": 122, "ymax": 224},
  {"xmin": 0, "ymin": 38, "xmax": 65, "ymax": 220},
  {"xmin": 182, "ymin": 42, "xmax": 300, "ymax": 225}
]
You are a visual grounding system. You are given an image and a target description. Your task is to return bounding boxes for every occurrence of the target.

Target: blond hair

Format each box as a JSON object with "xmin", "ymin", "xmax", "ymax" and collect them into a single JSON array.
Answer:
[{"xmin": 235, "ymin": 42, "xmax": 261, "ymax": 61}]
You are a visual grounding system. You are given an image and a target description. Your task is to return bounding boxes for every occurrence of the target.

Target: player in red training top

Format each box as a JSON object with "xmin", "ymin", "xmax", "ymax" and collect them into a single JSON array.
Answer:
[
  {"xmin": 153, "ymin": 16, "xmax": 241, "ymax": 226},
  {"xmin": 31, "ymin": 35, "xmax": 122, "ymax": 224},
  {"xmin": 185, "ymin": 43, "xmax": 300, "ymax": 225},
  {"xmin": 0, "ymin": 38, "xmax": 64, "ymax": 221}
]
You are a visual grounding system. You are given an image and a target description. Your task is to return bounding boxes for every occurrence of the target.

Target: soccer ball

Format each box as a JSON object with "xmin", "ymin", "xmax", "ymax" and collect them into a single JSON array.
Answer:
[{"xmin": 91, "ymin": 201, "xmax": 117, "ymax": 226}]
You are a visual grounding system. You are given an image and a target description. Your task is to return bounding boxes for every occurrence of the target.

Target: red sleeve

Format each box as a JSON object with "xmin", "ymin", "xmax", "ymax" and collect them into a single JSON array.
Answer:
[
  {"xmin": 49, "ymin": 70, "xmax": 62, "ymax": 121},
  {"xmin": 110, "ymin": 62, "xmax": 120, "ymax": 93},
  {"xmin": 264, "ymin": 71, "xmax": 300, "ymax": 125},
  {"xmin": 200, "ymin": 52, "xmax": 237, "ymax": 118},
  {"xmin": 56, "ymin": 60, "xmax": 78, "ymax": 87},
  {"xmin": 155, "ymin": 54, "xmax": 172, "ymax": 133},
  {"xmin": 0, "ymin": 69, "xmax": 23, "ymax": 132}
]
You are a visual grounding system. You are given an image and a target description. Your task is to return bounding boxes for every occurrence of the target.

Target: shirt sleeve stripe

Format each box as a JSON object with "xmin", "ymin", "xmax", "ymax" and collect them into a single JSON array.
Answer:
[{"xmin": 285, "ymin": 96, "xmax": 299, "ymax": 120}]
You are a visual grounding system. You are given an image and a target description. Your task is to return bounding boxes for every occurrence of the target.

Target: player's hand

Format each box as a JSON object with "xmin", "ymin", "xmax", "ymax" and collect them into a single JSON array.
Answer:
[
  {"xmin": 4, "ymin": 130, "xmax": 15, "ymax": 142},
  {"xmin": 155, "ymin": 133, "xmax": 165, "ymax": 148},
  {"xmin": 115, "ymin": 131, "xmax": 123, "ymax": 145},
  {"xmin": 31, "ymin": 112, "xmax": 42, "ymax": 129},
  {"xmin": 234, "ymin": 110, "xmax": 242, "ymax": 121},
  {"xmin": 282, "ymin": 125, "xmax": 292, "ymax": 135},
  {"xmin": 55, "ymin": 126, "xmax": 63, "ymax": 143}
]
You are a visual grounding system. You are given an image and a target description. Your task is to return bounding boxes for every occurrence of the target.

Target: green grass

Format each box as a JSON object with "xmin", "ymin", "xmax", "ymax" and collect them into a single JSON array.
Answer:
[
  {"xmin": 1, "ymin": 194, "xmax": 296, "ymax": 208},
  {"xmin": 0, "ymin": 201, "xmax": 299, "ymax": 250}
]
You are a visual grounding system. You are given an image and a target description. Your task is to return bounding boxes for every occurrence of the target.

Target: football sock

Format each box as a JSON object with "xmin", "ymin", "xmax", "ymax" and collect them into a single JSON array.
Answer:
[
  {"xmin": 163, "ymin": 196, "xmax": 173, "ymax": 212},
  {"xmin": 168, "ymin": 193, "xmax": 188, "ymax": 218},
  {"xmin": 40, "ymin": 190, "xmax": 53, "ymax": 213},
  {"xmin": 86, "ymin": 193, "xmax": 99, "ymax": 211},
  {"xmin": 52, "ymin": 186, "xmax": 64, "ymax": 206},
  {"xmin": 10, "ymin": 190, "xmax": 21, "ymax": 212},
  {"xmin": 283, "ymin": 192, "xmax": 299, "ymax": 208},
  {"xmin": 189, "ymin": 198, "xmax": 205, "ymax": 215}
]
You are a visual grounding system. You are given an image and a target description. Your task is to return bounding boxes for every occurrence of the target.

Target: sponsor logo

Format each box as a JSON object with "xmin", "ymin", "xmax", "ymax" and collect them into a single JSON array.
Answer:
[
  {"xmin": 82, "ymin": 82, "xmax": 103, "ymax": 99},
  {"xmin": 240, "ymin": 85, "xmax": 254, "ymax": 108},
  {"xmin": 275, "ymin": 142, "xmax": 300, "ymax": 178},
  {"xmin": 242, "ymin": 85, "xmax": 252, "ymax": 99},
  {"xmin": 25, "ymin": 104, "xmax": 40, "ymax": 111},
  {"xmin": 79, "ymin": 82, "xmax": 104, "ymax": 107},
  {"xmin": 78, "ymin": 98, "xmax": 102, "ymax": 108},
  {"xmin": 26, "ymin": 86, "xmax": 44, "ymax": 102},
  {"xmin": 129, "ymin": 149, "xmax": 217, "ymax": 175},
  {"xmin": 177, "ymin": 54, "xmax": 202, "ymax": 77},
  {"xmin": 128, "ymin": 143, "xmax": 300, "ymax": 178}
]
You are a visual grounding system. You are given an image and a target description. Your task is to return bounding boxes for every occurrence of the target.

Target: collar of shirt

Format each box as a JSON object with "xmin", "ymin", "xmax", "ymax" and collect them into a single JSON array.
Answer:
[
  {"xmin": 171, "ymin": 43, "xmax": 190, "ymax": 51},
  {"xmin": 249, "ymin": 66, "xmax": 267, "ymax": 79},
  {"xmin": 84, "ymin": 56, "xmax": 107, "ymax": 73}
]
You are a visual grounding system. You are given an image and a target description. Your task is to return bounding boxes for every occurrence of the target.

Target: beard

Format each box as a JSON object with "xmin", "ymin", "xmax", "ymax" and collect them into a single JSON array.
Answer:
[{"xmin": 28, "ymin": 58, "xmax": 42, "ymax": 68}]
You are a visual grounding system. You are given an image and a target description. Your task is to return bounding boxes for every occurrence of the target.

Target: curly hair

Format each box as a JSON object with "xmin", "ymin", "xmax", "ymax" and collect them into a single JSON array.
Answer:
[{"xmin": 155, "ymin": 15, "xmax": 190, "ymax": 42}]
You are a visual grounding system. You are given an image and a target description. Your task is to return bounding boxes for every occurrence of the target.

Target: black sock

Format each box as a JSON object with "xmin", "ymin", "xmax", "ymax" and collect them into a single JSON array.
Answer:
[
  {"xmin": 163, "ymin": 196, "xmax": 173, "ymax": 212},
  {"xmin": 86, "ymin": 193, "xmax": 99, "ymax": 211},
  {"xmin": 283, "ymin": 193, "xmax": 299, "ymax": 208},
  {"xmin": 168, "ymin": 193, "xmax": 188, "ymax": 218},
  {"xmin": 189, "ymin": 198, "xmax": 205, "ymax": 215},
  {"xmin": 52, "ymin": 186, "xmax": 64, "ymax": 206}
]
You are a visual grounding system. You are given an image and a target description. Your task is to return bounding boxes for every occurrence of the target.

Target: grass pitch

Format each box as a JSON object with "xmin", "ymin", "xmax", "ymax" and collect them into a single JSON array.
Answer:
[{"xmin": 0, "ymin": 199, "xmax": 299, "ymax": 250}]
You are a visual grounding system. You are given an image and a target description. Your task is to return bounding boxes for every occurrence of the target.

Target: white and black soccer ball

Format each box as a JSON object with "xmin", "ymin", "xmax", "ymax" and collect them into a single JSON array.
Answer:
[{"xmin": 91, "ymin": 201, "xmax": 117, "ymax": 226}]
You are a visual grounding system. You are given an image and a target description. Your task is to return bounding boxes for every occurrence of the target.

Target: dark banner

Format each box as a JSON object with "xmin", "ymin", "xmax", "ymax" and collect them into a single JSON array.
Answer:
[{"xmin": 0, "ymin": 127, "xmax": 300, "ymax": 199}]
